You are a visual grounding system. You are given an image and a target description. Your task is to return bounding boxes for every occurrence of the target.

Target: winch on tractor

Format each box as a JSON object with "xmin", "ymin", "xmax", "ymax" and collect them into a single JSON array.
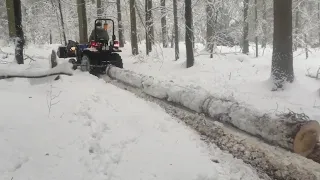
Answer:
[{"xmin": 57, "ymin": 18, "xmax": 123, "ymax": 75}]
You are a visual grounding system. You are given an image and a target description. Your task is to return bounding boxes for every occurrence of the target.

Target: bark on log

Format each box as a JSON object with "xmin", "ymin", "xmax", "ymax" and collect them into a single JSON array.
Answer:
[{"xmin": 106, "ymin": 66, "xmax": 320, "ymax": 163}]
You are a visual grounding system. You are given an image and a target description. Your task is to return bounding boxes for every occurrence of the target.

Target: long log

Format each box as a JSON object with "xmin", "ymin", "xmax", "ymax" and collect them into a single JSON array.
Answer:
[{"xmin": 106, "ymin": 66, "xmax": 320, "ymax": 163}]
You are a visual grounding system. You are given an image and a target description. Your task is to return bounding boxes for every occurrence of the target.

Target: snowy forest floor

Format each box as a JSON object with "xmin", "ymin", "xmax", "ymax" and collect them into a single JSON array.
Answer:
[
  {"xmin": 0, "ymin": 44, "xmax": 267, "ymax": 179},
  {"xmin": 0, "ymin": 42, "xmax": 320, "ymax": 179}
]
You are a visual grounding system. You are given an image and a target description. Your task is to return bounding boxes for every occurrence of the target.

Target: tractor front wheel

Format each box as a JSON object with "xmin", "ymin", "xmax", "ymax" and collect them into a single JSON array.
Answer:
[{"xmin": 80, "ymin": 55, "xmax": 91, "ymax": 72}]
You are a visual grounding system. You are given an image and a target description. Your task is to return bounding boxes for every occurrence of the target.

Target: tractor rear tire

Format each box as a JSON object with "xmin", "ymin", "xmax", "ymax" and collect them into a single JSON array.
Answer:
[
  {"xmin": 111, "ymin": 53, "xmax": 123, "ymax": 68},
  {"xmin": 80, "ymin": 55, "xmax": 91, "ymax": 72}
]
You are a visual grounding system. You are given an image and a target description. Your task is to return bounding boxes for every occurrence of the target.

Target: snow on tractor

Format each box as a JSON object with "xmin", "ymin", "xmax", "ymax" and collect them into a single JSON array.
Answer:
[{"xmin": 56, "ymin": 18, "xmax": 123, "ymax": 75}]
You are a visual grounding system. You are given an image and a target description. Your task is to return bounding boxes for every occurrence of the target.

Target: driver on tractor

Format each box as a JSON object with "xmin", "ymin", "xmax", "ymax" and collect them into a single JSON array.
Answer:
[{"xmin": 89, "ymin": 22, "xmax": 109, "ymax": 42}]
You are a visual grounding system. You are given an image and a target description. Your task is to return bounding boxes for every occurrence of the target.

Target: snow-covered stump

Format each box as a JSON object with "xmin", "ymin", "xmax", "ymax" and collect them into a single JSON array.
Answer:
[{"xmin": 106, "ymin": 66, "xmax": 320, "ymax": 163}]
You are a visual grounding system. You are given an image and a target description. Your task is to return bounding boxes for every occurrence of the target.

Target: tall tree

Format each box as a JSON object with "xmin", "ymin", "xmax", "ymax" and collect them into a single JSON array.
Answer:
[
  {"xmin": 13, "ymin": 0, "xmax": 24, "ymax": 64},
  {"xmin": 160, "ymin": 0, "xmax": 168, "ymax": 48},
  {"xmin": 116, "ymin": 0, "xmax": 124, "ymax": 47},
  {"xmin": 173, "ymin": 0, "xmax": 179, "ymax": 60},
  {"xmin": 57, "ymin": 0, "xmax": 67, "ymax": 45},
  {"xmin": 262, "ymin": 0, "xmax": 267, "ymax": 48},
  {"xmin": 294, "ymin": 8, "xmax": 300, "ymax": 51},
  {"xmin": 77, "ymin": 0, "xmax": 88, "ymax": 43},
  {"xmin": 185, "ymin": 0, "xmax": 194, "ymax": 68},
  {"xmin": 254, "ymin": 0, "xmax": 258, "ymax": 57},
  {"xmin": 206, "ymin": 0, "xmax": 214, "ymax": 52},
  {"xmin": 97, "ymin": 0, "xmax": 103, "ymax": 18},
  {"xmin": 242, "ymin": 0, "xmax": 249, "ymax": 54},
  {"xmin": 318, "ymin": 2, "xmax": 320, "ymax": 46},
  {"xmin": 6, "ymin": 0, "xmax": 15, "ymax": 39},
  {"xmin": 271, "ymin": 0, "xmax": 294, "ymax": 89},
  {"xmin": 130, "ymin": 0, "xmax": 139, "ymax": 55},
  {"xmin": 145, "ymin": 0, "xmax": 153, "ymax": 54}
]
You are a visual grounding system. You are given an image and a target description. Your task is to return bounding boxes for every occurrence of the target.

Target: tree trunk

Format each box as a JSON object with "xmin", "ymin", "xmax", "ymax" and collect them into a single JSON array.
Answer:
[
  {"xmin": 206, "ymin": 0, "xmax": 214, "ymax": 52},
  {"xmin": 271, "ymin": 0, "xmax": 294, "ymax": 90},
  {"xmin": 318, "ymin": 2, "xmax": 320, "ymax": 46},
  {"xmin": 130, "ymin": 0, "xmax": 139, "ymax": 55},
  {"xmin": 161, "ymin": 0, "xmax": 168, "ymax": 48},
  {"xmin": 145, "ymin": 0, "xmax": 153, "ymax": 54},
  {"xmin": 116, "ymin": 0, "xmax": 124, "ymax": 47},
  {"xmin": 242, "ymin": 0, "xmax": 249, "ymax": 54},
  {"xmin": 305, "ymin": 33, "xmax": 308, "ymax": 59},
  {"xmin": 170, "ymin": 27, "xmax": 174, "ymax": 48},
  {"xmin": 50, "ymin": 30, "xmax": 52, "ymax": 44},
  {"xmin": 106, "ymin": 65, "xmax": 320, "ymax": 164},
  {"xmin": 262, "ymin": 0, "xmax": 267, "ymax": 48},
  {"xmin": 294, "ymin": 10, "xmax": 300, "ymax": 51},
  {"xmin": 13, "ymin": 0, "xmax": 24, "ymax": 64},
  {"xmin": 97, "ymin": 0, "xmax": 103, "ymax": 18},
  {"xmin": 255, "ymin": 0, "xmax": 258, "ymax": 57},
  {"xmin": 6, "ymin": 0, "xmax": 16, "ymax": 39},
  {"xmin": 149, "ymin": 0, "xmax": 154, "ymax": 45},
  {"xmin": 173, "ymin": 0, "xmax": 179, "ymax": 60},
  {"xmin": 57, "ymin": 0, "xmax": 67, "ymax": 45},
  {"xmin": 77, "ymin": 0, "xmax": 88, "ymax": 43},
  {"xmin": 185, "ymin": 0, "xmax": 194, "ymax": 68}
]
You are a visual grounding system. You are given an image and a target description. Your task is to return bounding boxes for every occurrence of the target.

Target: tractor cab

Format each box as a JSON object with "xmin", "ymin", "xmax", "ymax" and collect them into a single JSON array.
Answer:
[{"xmin": 88, "ymin": 19, "xmax": 121, "ymax": 53}]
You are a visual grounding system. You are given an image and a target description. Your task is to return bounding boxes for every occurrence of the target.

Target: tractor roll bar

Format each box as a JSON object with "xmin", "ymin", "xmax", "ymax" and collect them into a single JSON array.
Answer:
[{"xmin": 94, "ymin": 18, "xmax": 116, "ymax": 41}]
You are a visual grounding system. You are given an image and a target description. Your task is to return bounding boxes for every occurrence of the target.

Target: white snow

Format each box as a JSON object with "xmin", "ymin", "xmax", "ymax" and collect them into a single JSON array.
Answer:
[{"xmin": 0, "ymin": 44, "xmax": 263, "ymax": 180}]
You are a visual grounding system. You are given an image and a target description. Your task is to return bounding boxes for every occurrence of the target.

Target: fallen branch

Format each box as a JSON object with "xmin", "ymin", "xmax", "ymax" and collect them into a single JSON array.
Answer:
[
  {"xmin": 0, "ymin": 72, "xmax": 72, "ymax": 80},
  {"xmin": 194, "ymin": 51, "xmax": 240, "ymax": 57}
]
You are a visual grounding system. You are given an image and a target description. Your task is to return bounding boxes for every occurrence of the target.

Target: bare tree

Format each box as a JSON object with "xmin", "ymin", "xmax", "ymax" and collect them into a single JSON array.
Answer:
[
  {"xmin": 57, "ymin": 0, "xmax": 67, "ymax": 45},
  {"xmin": 6, "ymin": 0, "xmax": 15, "ymax": 39},
  {"xmin": 97, "ymin": 0, "xmax": 103, "ymax": 18},
  {"xmin": 130, "ymin": 0, "xmax": 139, "ymax": 55},
  {"xmin": 145, "ymin": 0, "xmax": 153, "ymax": 54},
  {"xmin": 262, "ymin": 0, "xmax": 267, "ymax": 48},
  {"xmin": 77, "ymin": 0, "xmax": 88, "ymax": 43},
  {"xmin": 161, "ymin": 0, "xmax": 168, "ymax": 48},
  {"xmin": 173, "ymin": 0, "xmax": 179, "ymax": 60},
  {"xmin": 185, "ymin": 0, "xmax": 194, "ymax": 68},
  {"xmin": 13, "ymin": 0, "xmax": 24, "ymax": 64},
  {"xmin": 116, "ymin": 0, "xmax": 124, "ymax": 47},
  {"xmin": 271, "ymin": 0, "xmax": 294, "ymax": 90},
  {"xmin": 254, "ymin": 0, "xmax": 258, "ymax": 57},
  {"xmin": 206, "ymin": 0, "xmax": 215, "ymax": 54},
  {"xmin": 242, "ymin": 0, "xmax": 249, "ymax": 54}
]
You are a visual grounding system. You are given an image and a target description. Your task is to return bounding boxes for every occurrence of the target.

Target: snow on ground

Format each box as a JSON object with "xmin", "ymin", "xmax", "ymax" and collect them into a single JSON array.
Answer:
[
  {"xmin": 121, "ymin": 42, "xmax": 320, "ymax": 121},
  {"xmin": 0, "ymin": 44, "xmax": 263, "ymax": 180}
]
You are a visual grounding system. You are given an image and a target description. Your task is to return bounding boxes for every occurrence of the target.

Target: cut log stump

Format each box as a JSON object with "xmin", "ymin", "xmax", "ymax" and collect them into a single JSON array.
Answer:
[{"xmin": 293, "ymin": 120, "xmax": 320, "ymax": 157}]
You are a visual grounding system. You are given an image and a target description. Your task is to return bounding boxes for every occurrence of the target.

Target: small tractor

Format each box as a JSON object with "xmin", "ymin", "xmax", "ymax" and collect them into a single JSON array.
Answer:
[{"xmin": 57, "ymin": 18, "xmax": 123, "ymax": 75}]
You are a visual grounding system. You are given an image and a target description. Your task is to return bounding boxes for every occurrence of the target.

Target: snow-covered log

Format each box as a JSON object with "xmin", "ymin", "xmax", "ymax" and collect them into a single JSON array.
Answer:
[
  {"xmin": 0, "ymin": 61, "xmax": 73, "ymax": 80},
  {"xmin": 106, "ymin": 66, "xmax": 320, "ymax": 163}
]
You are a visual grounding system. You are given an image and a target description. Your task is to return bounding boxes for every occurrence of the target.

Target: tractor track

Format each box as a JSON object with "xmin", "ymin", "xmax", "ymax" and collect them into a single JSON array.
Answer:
[{"xmin": 100, "ymin": 74, "xmax": 320, "ymax": 180}]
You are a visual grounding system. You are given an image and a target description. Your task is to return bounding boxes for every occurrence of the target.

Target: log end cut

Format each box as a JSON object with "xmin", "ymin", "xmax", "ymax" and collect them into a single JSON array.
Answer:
[{"xmin": 293, "ymin": 120, "xmax": 320, "ymax": 157}]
